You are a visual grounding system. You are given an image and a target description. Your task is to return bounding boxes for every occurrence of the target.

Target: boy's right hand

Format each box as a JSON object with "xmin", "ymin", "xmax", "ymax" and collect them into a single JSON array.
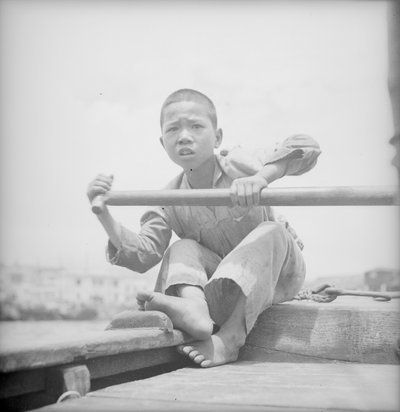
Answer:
[{"xmin": 87, "ymin": 174, "xmax": 114, "ymax": 203}]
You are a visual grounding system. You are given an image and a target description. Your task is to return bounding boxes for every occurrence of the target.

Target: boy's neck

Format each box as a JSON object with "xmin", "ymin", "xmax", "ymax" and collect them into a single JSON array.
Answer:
[{"xmin": 185, "ymin": 156, "xmax": 216, "ymax": 189}]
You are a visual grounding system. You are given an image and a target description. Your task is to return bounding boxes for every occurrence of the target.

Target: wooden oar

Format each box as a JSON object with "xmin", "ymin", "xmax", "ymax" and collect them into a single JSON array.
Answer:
[{"xmin": 91, "ymin": 186, "xmax": 399, "ymax": 214}]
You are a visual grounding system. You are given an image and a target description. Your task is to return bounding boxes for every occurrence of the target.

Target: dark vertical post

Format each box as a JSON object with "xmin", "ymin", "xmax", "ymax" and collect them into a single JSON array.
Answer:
[
  {"xmin": 388, "ymin": 1, "xmax": 400, "ymax": 182},
  {"xmin": 387, "ymin": 2, "xmax": 400, "ymax": 312}
]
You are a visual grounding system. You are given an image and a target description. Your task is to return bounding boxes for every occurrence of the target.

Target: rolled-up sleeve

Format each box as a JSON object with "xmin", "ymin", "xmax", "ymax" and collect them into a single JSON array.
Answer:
[
  {"xmin": 106, "ymin": 208, "xmax": 172, "ymax": 273},
  {"xmin": 264, "ymin": 134, "xmax": 321, "ymax": 176}
]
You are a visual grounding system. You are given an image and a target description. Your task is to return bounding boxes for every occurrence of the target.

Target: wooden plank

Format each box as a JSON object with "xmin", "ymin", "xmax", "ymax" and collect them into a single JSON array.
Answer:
[
  {"xmin": 239, "ymin": 345, "xmax": 340, "ymax": 363},
  {"xmin": 28, "ymin": 396, "xmax": 353, "ymax": 412},
  {"xmin": 242, "ymin": 300, "xmax": 400, "ymax": 364},
  {"xmin": 92, "ymin": 186, "xmax": 398, "ymax": 214},
  {"xmin": 86, "ymin": 346, "xmax": 183, "ymax": 380},
  {"xmin": 89, "ymin": 361, "xmax": 400, "ymax": 411},
  {"xmin": 0, "ymin": 328, "xmax": 187, "ymax": 373},
  {"xmin": 34, "ymin": 361, "xmax": 398, "ymax": 412}
]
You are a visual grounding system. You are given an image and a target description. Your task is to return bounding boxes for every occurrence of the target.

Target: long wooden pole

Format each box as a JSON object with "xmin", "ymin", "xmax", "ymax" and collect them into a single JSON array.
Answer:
[{"xmin": 91, "ymin": 186, "xmax": 399, "ymax": 214}]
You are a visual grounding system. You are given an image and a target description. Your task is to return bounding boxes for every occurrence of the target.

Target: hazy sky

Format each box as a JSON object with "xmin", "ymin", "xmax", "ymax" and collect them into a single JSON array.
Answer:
[{"xmin": 0, "ymin": 0, "xmax": 398, "ymax": 283}]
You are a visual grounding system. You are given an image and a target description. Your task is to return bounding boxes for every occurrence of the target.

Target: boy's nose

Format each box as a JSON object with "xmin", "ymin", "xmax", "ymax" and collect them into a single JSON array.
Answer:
[{"xmin": 178, "ymin": 129, "xmax": 193, "ymax": 144}]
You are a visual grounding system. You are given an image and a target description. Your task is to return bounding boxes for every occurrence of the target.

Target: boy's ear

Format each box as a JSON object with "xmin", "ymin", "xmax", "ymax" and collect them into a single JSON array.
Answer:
[
  {"xmin": 214, "ymin": 128, "xmax": 223, "ymax": 148},
  {"xmin": 159, "ymin": 136, "xmax": 165, "ymax": 148}
]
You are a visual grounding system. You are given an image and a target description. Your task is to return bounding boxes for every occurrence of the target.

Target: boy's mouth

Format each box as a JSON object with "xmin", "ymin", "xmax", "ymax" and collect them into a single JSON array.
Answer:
[{"xmin": 178, "ymin": 148, "xmax": 195, "ymax": 156}]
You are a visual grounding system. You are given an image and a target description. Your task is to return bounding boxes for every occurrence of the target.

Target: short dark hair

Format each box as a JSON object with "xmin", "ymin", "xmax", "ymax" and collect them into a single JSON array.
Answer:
[{"xmin": 160, "ymin": 89, "xmax": 218, "ymax": 129}]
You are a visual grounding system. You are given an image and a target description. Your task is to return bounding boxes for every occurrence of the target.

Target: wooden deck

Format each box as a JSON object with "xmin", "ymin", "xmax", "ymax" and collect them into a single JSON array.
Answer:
[
  {"xmin": 31, "ymin": 361, "xmax": 399, "ymax": 412},
  {"xmin": 1, "ymin": 299, "xmax": 399, "ymax": 411}
]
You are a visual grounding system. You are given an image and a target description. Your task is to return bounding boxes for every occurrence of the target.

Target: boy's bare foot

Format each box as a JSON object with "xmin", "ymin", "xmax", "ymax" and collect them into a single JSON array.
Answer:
[
  {"xmin": 176, "ymin": 328, "xmax": 245, "ymax": 368},
  {"xmin": 136, "ymin": 290, "xmax": 214, "ymax": 340}
]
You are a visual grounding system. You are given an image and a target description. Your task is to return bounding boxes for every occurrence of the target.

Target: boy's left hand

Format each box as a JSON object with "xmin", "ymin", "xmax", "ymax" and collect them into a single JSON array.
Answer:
[{"xmin": 229, "ymin": 175, "xmax": 268, "ymax": 207}]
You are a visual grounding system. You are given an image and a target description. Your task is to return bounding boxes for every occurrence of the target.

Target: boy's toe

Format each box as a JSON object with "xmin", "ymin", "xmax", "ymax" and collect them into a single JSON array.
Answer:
[
  {"xmin": 193, "ymin": 354, "xmax": 205, "ymax": 364},
  {"xmin": 177, "ymin": 345, "xmax": 191, "ymax": 355},
  {"xmin": 136, "ymin": 290, "xmax": 153, "ymax": 301},
  {"xmin": 188, "ymin": 350, "xmax": 200, "ymax": 360},
  {"xmin": 182, "ymin": 345, "xmax": 194, "ymax": 355},
  {"xmin": 200, "ymin": 359, "xmax": 212, "ymax": 368}
]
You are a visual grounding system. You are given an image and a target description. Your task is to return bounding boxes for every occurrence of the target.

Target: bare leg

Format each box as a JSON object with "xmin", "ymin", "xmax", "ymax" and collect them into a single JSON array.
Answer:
[
  {"xmin": 136, "ymin": 284, "xmax": 214, "ymax": 341},
  {"xmin": 177, "ymin": 289, "xmax": 247, "ymax": 368},
  {"xmin": 173, "ymin": 222, "xmax": 304, "ymax": 368}
]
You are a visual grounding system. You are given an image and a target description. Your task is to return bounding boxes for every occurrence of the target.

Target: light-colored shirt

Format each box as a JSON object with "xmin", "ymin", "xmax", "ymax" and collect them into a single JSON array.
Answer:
[{"xmin": 107, "ymin": 134, "xmax": 321, "ymax": 273}]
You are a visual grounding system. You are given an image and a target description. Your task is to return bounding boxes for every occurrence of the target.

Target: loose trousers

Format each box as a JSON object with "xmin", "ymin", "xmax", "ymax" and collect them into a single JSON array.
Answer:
[{"xmin": 154, "ymin": 221, "xmax": 306, "ymax": 333}]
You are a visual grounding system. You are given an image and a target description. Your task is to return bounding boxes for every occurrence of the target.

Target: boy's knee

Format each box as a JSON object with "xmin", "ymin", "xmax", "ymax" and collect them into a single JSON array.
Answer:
[
  {"xmin": 253, "ymin": 222, "xmax": 288, "ymax": 250},
  {"xmin": 259, "ymin": 221, "xmax": 286, "ymax": 239},
  {"xmin": 166, "ymin": 238, "xmax": 202, "ymax": 256}
]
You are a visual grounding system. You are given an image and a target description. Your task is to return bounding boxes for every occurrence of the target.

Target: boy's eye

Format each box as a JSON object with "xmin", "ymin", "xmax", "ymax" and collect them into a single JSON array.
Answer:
[
  {"xmin": 166, "ymin": 126, "xmax": 178, "ymax": 133},
  {"xmin": 192, "ymin": 124, "xmax": 203, "ymax": 129}
]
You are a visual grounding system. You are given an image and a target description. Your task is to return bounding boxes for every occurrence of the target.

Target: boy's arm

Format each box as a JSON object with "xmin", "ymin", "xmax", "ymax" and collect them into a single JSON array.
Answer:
[
  {"xmin": 230, "ymin": 135, "xmax": 321, "ymax": 207},
  {"xmin": 96, "ymin": 207, "xmax": 123, "ymax": 250},
  {"xmin": 87, "ymin": 174, "xmax": 172, "ymax": 273},
  {"xmin": 105, "ymin": 209, "xmax": 172, "ymax": 273},
  {"xmin": 264, "ymin": 134, "xmax": 321, "ymax": 176}
]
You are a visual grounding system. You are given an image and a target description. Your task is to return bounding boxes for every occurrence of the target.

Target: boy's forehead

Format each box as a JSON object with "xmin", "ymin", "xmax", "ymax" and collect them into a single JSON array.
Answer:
[{"xmin": 162, "ymin": 100, "xmax": 213, "ymax": 122}]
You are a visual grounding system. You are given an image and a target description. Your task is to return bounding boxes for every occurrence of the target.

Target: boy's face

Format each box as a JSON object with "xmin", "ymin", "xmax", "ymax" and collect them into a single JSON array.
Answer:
[{"xmin": 160, "ymin": 100, "xmax": 222, "ymax": 172}]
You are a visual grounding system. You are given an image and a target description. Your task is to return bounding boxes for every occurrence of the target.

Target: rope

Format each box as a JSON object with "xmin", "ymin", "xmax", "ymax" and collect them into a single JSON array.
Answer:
[
  {"xmin": 293, "ymin": 285, "xmax": 337, "ymax": 303},
  {"xmin": 293, "ymin": 284, "xmax": 397, "ymax": 303}
]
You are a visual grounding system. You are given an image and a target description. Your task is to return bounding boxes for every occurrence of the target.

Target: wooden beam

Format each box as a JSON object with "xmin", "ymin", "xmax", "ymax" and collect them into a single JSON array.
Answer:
[
  {"xmin": 242, "ymin": 300, "xmax": 400, "ymax": 364},
  {"xmin": 92, "ymin": 186, "xmax": 398, "ymax": 213},
  {"xmin": 0, "ymin": 329, "xmax": 187, "ymax": 374},
  {"xmin": 86, "ymin": 347, "xmax": 183, "ymax": 380}
]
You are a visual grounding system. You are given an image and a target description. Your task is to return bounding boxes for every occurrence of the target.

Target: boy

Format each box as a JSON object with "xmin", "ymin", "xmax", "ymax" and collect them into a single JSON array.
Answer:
[{"xmin": 87, "ymin": 89, "xmax": 320, "ymax": 368}]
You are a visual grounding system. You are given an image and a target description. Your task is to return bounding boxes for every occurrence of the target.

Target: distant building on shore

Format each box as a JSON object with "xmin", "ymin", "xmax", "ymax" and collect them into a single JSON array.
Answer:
[
  {"xmin": 304, "ymin": 268, "xmax": 400, "ymax": 292},
  {"xmin": 364, "ymin": 268, "xmax": 400, "ymax": 292},
  {"xmin": 0, "ymin": 263, "xmax": 146, "ymax": 319}
]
